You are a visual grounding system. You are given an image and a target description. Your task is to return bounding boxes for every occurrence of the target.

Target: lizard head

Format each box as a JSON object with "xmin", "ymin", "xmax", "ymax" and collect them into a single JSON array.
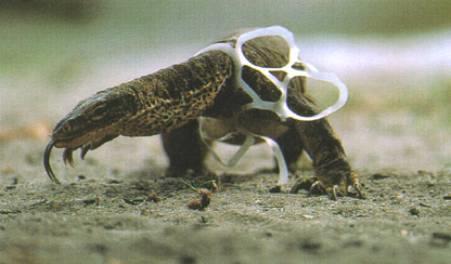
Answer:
[{"xmin": 44, "ymin": 89, "xmax": 138, "ymax": 183}]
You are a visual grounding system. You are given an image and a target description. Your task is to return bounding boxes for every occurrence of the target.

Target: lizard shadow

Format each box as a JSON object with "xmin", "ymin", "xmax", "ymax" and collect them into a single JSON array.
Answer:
[
  {"xmin": 122, "ymin": 162, "xmax": 281, "ymax": 194},
  {"xmin": 30, "ymin": 165, "xmax": 315, "ymax": 214}
]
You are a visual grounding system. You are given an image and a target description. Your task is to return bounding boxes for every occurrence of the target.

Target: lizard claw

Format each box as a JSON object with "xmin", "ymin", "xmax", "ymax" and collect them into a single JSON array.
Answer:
[
  {"xmin": 353, "ymin": 183, "xmax": 364, "ymax": 199},
  {"xmin": 309, "ymin": 181, "xmax": 340, "ymax": 200},
  {"xmin": 80, "ymin": 144, "xmax": 90, "ymax": 160},
  {"xmin": 326, "ymin": 185, "xmax": 340, "ymax": 201},
  {"xmin": 63, "ymin": 148, "xmax": 74, "ymax": 167},
  {"xmin": 347, "ymin": 182, "xmax": 365, "ymax": 199},
  {"xmin": 309, "ymin": 180, "xmax": 325, "ymax": 196}
]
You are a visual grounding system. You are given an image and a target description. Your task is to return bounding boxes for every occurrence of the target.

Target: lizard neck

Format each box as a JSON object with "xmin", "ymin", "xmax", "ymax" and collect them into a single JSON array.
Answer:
[{"xmin": 118, "ymin": 50, "xmax": 233, "ymax": 137}]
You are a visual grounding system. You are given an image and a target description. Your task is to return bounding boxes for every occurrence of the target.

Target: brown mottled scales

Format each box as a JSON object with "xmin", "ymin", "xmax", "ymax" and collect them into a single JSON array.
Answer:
[{"xmin": 44, "ymin": 31, "xmax": 363, "ymax": 200}]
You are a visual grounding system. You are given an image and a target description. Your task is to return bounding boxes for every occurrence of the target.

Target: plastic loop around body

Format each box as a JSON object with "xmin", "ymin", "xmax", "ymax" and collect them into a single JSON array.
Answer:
[
  {"xmin": 196, "ymin": 25, "xmax": 349, "ymax": 121},
  {"xmin": 195, "ymin": 26, "xmax": 349, "ymax": 185}
]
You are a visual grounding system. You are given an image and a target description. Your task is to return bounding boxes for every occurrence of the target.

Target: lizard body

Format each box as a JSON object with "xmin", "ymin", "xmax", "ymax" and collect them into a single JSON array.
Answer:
[{"xmin": 44, "ymin": 28, "xmax": 363, "ymax": 199}]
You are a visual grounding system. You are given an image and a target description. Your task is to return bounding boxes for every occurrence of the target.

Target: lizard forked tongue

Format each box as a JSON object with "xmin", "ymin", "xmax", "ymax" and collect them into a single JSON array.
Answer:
[{"xmin": 43, "ymin": 139, "xmax": 61, "ymax": 184}]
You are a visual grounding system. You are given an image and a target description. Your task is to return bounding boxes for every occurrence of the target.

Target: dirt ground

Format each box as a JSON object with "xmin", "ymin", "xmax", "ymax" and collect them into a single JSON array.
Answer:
[
  {"xmin": 0, "ymin": 136, "xmax": 449, "ymax": 264},
  {"xmin": 1, "ymin": 42, "xmax": 450, "ymax": 263}
]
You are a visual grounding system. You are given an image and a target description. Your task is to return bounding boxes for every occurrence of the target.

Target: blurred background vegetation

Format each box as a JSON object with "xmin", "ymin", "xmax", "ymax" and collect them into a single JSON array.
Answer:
[
  {"xmin": 1, "ymin": 0, "xmax": 450, "ymax": 75},
  {"xmin": 0, "ymin": 0, "xmax": 450, "ymax": 170}
]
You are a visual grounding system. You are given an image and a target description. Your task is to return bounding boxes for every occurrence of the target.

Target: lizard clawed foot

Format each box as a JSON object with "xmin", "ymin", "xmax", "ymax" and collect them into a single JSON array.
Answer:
[
  {"xmin": 345, "ymin": 171, "xmax": 365, "ymax": 199},
  {"xmin": 308, "ymin": 180, "xmax": 325, "ymax": 195},
  {"xmin": 292, "ymin": 173, "xmax": 365, "ymax": 200},
  {"xmin": 346, "ymin": 179, "xmax": 365, "ymax": 199},
  {"xmin": 309, "ymin": 181, "xmax": 342, "ymax": 200}
]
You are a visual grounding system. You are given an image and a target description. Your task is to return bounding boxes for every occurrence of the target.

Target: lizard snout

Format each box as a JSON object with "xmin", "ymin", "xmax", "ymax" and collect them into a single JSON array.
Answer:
[
  {"xmin": 43, "ymin": 93, "xmax": 128, "ymax": 183},
  {"xmin": 52, "ymin": 116, "xmax": 88, "ymax": 148}
]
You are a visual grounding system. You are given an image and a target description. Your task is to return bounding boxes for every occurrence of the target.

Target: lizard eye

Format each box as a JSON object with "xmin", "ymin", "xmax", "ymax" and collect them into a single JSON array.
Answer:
[
  {"xmin": 94, "ymin": 104, "xmax": 106, "ymax": 112},
  {"xmin": 61, "ymin": 123, "xmax": 72, "ymax": 133},
  {"xmin": 90, "ymin": 104, "xmax": 107, "ymax": 120},
  {"xmin": 63, "ymin": 123, "xmax": 71, "ymax": 132}
]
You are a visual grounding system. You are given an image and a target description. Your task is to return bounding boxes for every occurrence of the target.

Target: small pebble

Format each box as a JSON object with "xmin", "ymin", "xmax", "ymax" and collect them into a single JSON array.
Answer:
[
  {"xmin": 371, "ymin": 173, "xmax": 391, "ymax": 180},
  {"xmin": 0, "ymin": 166, "xmax": 15, "ymax": 175},
  {"xmin": 83, "ymin": 199, "xmax": 97, "ymax": 206},
  {"xmin": 299, "ymin": 239, "xmax": 321, "ymax": 252},
  {"xmin": 123, "ymin": 198, "xmax": 145, "ymax": 205},
  {"xmin": 179, "ymin": 255, "xmax": 196, "ymax": 264},
  {"xmin": 432, "ymin": 232, "xmax": 451, "ymax": 242},
  {"xmin": 147, "ymin": 192, "xmax": 160, "ymax": 203},
  {"xmin": 430, "ymin": 232, "xmax": 451, "ymax": 247},
  {"xmin": 140, "ymin": 209, "xmax": 151, "ymax": 216},
  {"xmin": 269, "ymin": 185, "xmax": 282, "ymax": 193},
  {"xmin": 343, "ymin": 240, "xmax": 363, "ymax": 248},
  {"xmin": 264, "ymin": 231, "xmax": 273, "ymax": 237},
  {"xmin": 409, "ymin": 208, "xmax": 420, "ymax": 216},
  {"xmin": 188, "ymin": 189, "xmax": 211, "ymax": 211},
  {"xmin": 400, "ymin": 229, "xmax": 408, "ymax": 236},
  {"xmin": 108, "ymin": 179, "xmax": 122, "ymax": 184},
  {"xmin": 302, "ymin": 214, "xmax": 314, "ymax": 219},
  {"xmin": 417, "ymin": 170, "xmax": 433, "ymax": 176},
  {"xmin": 11, "ymin": 177, "xmax": 18, "ymax": 185}
]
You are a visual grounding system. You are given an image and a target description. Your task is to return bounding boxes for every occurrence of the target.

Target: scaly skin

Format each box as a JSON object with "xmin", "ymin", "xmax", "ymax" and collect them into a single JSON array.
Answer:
[
  {"xmin": 44, "ymin": 50, "xmax": 232, "ymax": 182},
  {"xmin": 44, "ymin": 33, "xmax": 363, "ymax": 200}
]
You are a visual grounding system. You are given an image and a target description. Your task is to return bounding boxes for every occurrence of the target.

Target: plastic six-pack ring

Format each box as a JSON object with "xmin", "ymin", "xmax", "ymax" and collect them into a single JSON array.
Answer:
[{"xmin": 196, "ymin": 26, "xmax": 349, "ymax": 185}]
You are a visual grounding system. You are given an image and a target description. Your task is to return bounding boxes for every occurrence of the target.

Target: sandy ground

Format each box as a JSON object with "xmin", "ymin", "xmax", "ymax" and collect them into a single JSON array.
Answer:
[
  {"xmin": 1, "ymin": 41, "xmax": 450, "ymax": 263},
  {"xmin": 0, "ymin": 137, "xmax": 449, "ymax": 264}
]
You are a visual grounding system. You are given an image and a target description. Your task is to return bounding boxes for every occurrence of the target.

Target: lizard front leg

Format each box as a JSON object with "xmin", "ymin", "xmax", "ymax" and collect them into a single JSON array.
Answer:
[
  {"xmin": 161, "ymin": 119, "xmax": 211, "ymax": 177},
  {"xmin": 286, "ymin": 93, "xmax": 364, "ymax": 200},
  {"xmin": 274, "ymin": 125, "xmax": 304, "ymax": 173}
]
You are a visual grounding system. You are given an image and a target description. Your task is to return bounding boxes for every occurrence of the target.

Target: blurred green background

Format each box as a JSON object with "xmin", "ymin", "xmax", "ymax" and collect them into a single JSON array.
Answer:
[
  {"xmin": 1, "ymin": 0, "xmax": 450, "ymax": 75},
  {"xmin": 0, "ymin": 0, "xmax": 450, "ymax": 170}
]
